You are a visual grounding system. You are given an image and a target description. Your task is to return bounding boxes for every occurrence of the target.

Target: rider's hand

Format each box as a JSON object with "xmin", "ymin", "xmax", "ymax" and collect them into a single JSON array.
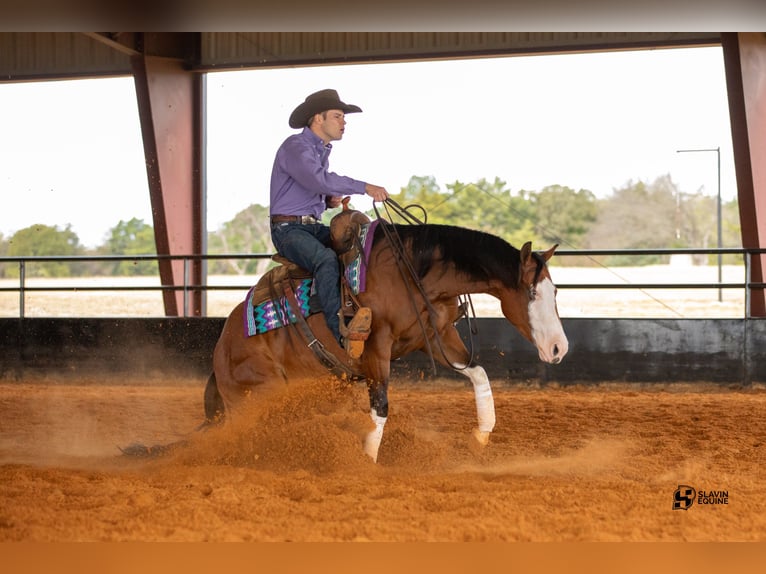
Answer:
[
  {"xmin": 365, "ymin": 183, "xmax": 389, "ymax": 202},
  {"xmin": 325, "ymin": 195, "xmax": 343, "ymax": 209}
]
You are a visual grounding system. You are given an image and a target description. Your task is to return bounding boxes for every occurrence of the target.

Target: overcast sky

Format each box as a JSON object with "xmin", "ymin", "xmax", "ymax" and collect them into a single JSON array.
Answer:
[{"xmin": 0, "ymin": 45, "xmax": 735, "ymax": 248}]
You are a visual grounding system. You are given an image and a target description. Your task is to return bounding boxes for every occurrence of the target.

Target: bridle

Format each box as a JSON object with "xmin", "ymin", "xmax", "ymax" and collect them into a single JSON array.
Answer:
[{"xmin": 526, "ymin": 252, "xmax": 547, "ymax": 303}]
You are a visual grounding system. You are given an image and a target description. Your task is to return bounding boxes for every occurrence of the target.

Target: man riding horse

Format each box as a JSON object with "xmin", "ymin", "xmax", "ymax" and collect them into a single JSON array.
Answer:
[
  {"xmin": 123, "ymin": 92, "xmax": 569, "ymax": 464},
  {"xmin": 269, "ymin": 89, "xmax": 389, "ymax": 357}
]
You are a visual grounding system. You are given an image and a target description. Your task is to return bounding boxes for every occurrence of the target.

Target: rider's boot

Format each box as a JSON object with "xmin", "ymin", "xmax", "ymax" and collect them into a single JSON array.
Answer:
[{"xmin": 341, "ymin": 307, "xmax": 372, "ymax": 359}]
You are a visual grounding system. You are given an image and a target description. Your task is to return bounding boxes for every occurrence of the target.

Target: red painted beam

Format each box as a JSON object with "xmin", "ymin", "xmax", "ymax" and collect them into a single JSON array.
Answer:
[
  {"xmin": 722, "ymin": 32, "xmax": 766, "ymax": 317},
  {"xmin": 131, "ymin": 54, "xmax": 205, "ymax": 316}
]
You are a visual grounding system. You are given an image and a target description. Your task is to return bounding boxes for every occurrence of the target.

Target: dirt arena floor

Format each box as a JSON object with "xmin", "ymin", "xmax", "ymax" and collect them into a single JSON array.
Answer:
[{"xmin": 1, "ymin": 375, "xmax": 765, "ymax": 542}]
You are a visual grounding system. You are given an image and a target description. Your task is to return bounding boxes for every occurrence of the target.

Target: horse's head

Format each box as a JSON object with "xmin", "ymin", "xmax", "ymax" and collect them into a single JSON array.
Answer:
[{"xmin": 500, "ymin": 242, "xmax": 568, "ymax": 365}]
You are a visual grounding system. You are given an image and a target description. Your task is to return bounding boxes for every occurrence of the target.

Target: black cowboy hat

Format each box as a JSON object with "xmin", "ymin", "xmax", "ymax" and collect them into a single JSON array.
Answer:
[{"xmin": 288, "ymin": 89, "xmax": 362, "ymax": 129}]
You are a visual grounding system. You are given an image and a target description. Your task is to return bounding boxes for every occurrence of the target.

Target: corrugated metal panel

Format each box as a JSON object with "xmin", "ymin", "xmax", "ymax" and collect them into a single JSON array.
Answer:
[
  {"xmin": 198, "ymin": 31, "xmax": 721, "ymax": 70},
  {"xmin": 0, "ymin": 31, "xmax": 721, "ymax": 81},
  {"xmin": 0, "ymin": 33, "xmax": 132, "ymax": 81}
]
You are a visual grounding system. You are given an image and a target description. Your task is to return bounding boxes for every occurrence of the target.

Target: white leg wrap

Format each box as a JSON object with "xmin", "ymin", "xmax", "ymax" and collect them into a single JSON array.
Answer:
[
  {"xmin": 465, "ymin": 365, "xmax": 496, "ymax": 433},
  {"xmin": 364, "ymin": 410, "xmax": 387, "ymax": 462}
]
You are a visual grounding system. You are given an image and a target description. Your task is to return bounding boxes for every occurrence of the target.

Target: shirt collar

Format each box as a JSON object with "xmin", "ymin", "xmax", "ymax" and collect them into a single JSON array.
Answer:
[{"xmin": 301, "ymin": 127, "xmax": 332, "ymax": 151}]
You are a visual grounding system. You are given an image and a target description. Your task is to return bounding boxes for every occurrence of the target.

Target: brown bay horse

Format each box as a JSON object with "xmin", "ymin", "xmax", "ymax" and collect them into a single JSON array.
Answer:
[{"xmin": 207, "ymin": 219, "xmax": 569, "ymax": 462}]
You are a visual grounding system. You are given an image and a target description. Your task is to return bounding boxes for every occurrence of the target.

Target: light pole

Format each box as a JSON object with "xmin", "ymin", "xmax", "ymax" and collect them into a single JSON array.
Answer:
[{"xmin": 677, "ymin": 147, "xmax": 722, "ymax": 302}]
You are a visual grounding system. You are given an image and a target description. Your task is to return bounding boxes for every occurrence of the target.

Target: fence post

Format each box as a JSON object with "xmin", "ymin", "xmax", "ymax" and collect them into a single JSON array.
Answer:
[
  {"xmin": 183, "ymin": 257, "xmax": 190, "ymax": 318},
  {"xmin": 745, "ymin": 251, "xmax": 752, "ymax": 320},
  {"xmin": 18, "ymin": 261, "xmax": 25, "ymax": 319}
]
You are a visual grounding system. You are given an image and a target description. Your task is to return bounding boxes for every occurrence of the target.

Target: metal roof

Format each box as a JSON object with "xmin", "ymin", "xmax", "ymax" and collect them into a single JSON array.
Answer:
[{"xmin": 0, "ymin": 32, "xmax": 721, "ymax": 82}]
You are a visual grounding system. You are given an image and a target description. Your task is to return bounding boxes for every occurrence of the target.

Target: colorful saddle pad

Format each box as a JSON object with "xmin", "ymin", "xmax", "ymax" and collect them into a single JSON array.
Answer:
[
  {"xmin": 243, "ymin": 277, "xmax": 314, "ymax": 337},
  {"xmin": 243, "ymin": 219, "xmax": 379, "ymax": 338}
]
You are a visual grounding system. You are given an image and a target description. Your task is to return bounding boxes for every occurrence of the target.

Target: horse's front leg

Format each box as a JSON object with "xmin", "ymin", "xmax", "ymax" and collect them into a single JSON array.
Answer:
[
  {"xmin": 364, "ymin": 378, "xmax": 388, "ymax": 462},
  {"xmin": 359, "ymin": 327, "xmax": 394, "ymax": 462},
  {"xmin": 432, "ymin": 323, "xmax": 496, "ymax": 447},
  {"xmin": 461, "ymin": 364, "xmax": 496, "ymax": 446}
]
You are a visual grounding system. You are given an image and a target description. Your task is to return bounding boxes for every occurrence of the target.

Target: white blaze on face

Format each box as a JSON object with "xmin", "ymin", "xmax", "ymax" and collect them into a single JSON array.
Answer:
[{"xmin": 528, "ymin": 277, "xmax": 569, "ymax": 364}]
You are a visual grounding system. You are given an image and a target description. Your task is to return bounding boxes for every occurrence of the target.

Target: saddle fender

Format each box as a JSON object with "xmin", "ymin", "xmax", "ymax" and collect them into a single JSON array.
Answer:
[{"xmin": 329, "ymin": 197, "xmax": 372, "ymax": 267}]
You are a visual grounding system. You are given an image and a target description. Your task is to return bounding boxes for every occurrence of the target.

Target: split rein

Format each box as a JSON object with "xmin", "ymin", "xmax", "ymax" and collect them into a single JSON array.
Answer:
[{"xmin": 372, "ymin": 199, "xmax": 478, "ymax": 374}]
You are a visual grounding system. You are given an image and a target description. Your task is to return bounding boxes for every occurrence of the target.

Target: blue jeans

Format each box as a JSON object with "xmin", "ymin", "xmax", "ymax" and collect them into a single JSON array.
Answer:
[{"xmin": 271, "ymin": 222, "xmax": 341, "ymax": 342}]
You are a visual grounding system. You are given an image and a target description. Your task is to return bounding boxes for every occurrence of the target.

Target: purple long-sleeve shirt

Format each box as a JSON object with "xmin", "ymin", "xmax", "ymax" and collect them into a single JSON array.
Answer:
[{"xmin": 269, "ymin": 127, "xmax": 366, "ymax": 219}]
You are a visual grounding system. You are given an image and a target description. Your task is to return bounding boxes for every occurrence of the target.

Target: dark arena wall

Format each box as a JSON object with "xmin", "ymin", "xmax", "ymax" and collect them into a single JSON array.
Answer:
[{"xmin": 1, "ymin": 318, "xmax": 764, "ymax": 385}]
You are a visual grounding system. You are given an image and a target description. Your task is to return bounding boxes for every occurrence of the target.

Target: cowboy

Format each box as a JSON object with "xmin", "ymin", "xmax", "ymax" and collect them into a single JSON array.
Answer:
[{"xmin": 269, "ymin": 89, "xmax": 389, "ymax": 354}]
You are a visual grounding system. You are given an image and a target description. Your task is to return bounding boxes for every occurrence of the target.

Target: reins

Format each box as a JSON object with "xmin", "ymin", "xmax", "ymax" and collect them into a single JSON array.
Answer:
[{"xmin": 373, "ymin": 199, "xmax": 478, "ymax": 374}]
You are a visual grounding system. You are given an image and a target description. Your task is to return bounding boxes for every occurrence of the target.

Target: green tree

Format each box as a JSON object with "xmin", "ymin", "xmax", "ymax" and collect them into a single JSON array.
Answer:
[
  {"xmin": 207, "ymin": 203, "xmax": 273, "ymax": 275},
  {"xmin": 529, "ymin": 185, "xmax": 598, "ymax": 250},
  {"xmin": 4, "ymin": 223, "xmax": 83, "ymax": 277},
  {"xmin": 387, "ymin": 175, "xmax": 450, "ymax": 223},
  {"xmin": 585, "ymin": 175, "xmax": 680, "ymax": 265},
  {"xmin": 104, "ymin": 218, "xmax": 157, "ymax": 275},
  {"xmin": 395, "ymin": 175, "xmax": 440, "ymax": 205},
  {"xmin": 388, "ymin": 176, "xmax": 543, "ymax": 249},
  {"xmin": 447, "ymin": 178, "xmax": 542, "ymax": 248},
  {"xmin": 679, "ymin": 192, "xmax": 742, "ymax": 265}
]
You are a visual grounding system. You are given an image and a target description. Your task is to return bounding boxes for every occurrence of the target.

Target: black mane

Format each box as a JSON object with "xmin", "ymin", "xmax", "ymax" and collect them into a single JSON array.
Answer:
[{"xmin": 374, "ymin": 223, "xmax": 521, "ymax": 287}]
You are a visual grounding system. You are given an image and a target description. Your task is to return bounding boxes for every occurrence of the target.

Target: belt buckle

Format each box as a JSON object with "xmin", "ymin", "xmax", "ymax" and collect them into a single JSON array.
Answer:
[{"xmin": 301, "ymin": 215, "xmax": 316, "ymax": 224}]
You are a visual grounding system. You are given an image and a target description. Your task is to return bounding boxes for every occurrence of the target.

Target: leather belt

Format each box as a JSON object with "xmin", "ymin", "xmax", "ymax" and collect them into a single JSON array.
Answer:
[{"xmin": 270, "ymin": 214, "xmax": 319, "ymax": 225}]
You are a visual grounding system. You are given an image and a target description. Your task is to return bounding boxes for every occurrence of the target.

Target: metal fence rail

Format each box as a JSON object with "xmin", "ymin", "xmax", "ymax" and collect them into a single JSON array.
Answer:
[
  {"xmin": 2, "ymin": 248, "xmax": 766, "ymax": 319},
  {"xmin": 556, "ymin": 248, "xmax": 766, "ymax": 318}
]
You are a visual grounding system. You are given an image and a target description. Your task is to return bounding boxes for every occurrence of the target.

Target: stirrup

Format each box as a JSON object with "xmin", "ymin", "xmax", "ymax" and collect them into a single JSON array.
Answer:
[{"xmin": 340, "ymin": 307, "xmax": 372, "ymax": 359}]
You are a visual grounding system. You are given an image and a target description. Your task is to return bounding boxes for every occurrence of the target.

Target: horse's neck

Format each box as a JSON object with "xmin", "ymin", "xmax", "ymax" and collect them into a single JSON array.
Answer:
[
  {"xmin": 421, "ymin": 262, "xmax": 495, "ymax": 298},
  {"xmin": 372, "ymin": 224, "xmax": 511, "ymax": 298}
]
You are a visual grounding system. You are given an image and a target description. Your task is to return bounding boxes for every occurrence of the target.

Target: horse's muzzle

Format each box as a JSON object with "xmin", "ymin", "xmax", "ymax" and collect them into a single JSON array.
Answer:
[{"xmin": 539, "ymin": 339, "xmax": 568, "ymax": 365}]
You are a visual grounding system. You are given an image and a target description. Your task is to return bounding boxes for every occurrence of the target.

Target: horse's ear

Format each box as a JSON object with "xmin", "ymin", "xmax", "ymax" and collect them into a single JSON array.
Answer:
[
  {"xmin": 520, "ymin": 241, "xmax": 533, "ymax": 265},
  {"xmin": 541, "ymin": 244, "xmax": 559, "ymax": 262},
  {"xmin": 518, "ymin": 242, "xmax": 533, "ymax": 286}
]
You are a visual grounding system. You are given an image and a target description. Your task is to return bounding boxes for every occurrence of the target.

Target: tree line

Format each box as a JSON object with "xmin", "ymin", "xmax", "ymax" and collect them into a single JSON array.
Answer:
[
  {"xmin": 386, "ymin": 174, "xmax": 741, "ymax": 267},
  {"xmin": 0, "ymin": 174, "xmax": 742, "ymax": 278}
]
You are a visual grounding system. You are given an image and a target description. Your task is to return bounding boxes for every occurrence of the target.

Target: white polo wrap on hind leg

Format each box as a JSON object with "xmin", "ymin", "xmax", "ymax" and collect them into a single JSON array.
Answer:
[{"xmin": 364, "ymin": 410, "xmax": 387, "ymax": 462}]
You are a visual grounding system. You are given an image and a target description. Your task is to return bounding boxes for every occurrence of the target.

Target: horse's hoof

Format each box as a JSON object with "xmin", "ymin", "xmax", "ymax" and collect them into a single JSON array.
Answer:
[
  {"xmin": 471, "ymin": 428, "xmax": 490, "ymax": 447},
  {"xmin": 119, "ymin": 441, "xmax": 182, "ymax": 458},
  {"xmin": 119, "ymin": 443, "xmax": 155, "ymax": 457}
]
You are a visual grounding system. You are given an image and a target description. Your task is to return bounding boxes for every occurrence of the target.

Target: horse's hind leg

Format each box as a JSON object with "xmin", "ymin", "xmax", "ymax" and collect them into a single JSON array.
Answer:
[{"xmin": 203, "ymin": 372, "xmax": 225, "ymax": 425}]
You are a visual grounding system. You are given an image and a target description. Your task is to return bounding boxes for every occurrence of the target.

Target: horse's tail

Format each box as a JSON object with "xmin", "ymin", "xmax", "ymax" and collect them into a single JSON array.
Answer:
[{"xmin": 119, "ymin": 372, "xmax": 226, "ymax": 458}]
